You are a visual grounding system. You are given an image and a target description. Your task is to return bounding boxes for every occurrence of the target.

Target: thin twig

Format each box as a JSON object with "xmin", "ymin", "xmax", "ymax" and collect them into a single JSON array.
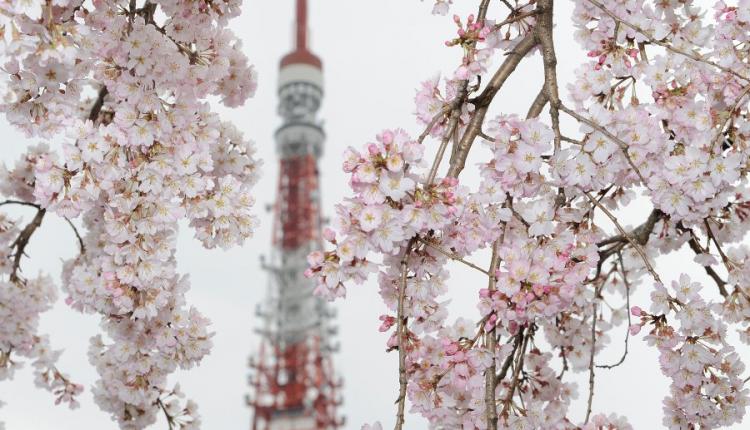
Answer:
[
  {"xmin": 704, "ymin": 219, "xmax": 732, "ymax": 268},
  {"xmin": 597, "ymin": 252, "xmax": 631, "ymax": 369},
  {"xmin": 156, "ymin": 398, "xmax": 176, "ymax": 430},
  {"xmin": 582, "ymin": 191, "xmax": 663, "ymax": 285},
  {"xmin": 500, "ymin": 330, "xmax": 529, "ymax": 418},
  {"xmin": 427, "ymin": 83, "xmax": 468, "ymax": 184},
  {"xmin": 418, "ymin": 237, "xmax": 490, "ymax": 276},
  {"xmin": 709, "ymin": 84, "xmax": 750, "ymax": 153},
  {"xmin": 585, "ymin": 0, "xmax": 750, "ymax": 83},
  {"xmin": 64, "ymin": 217, "xmax": 86, "ymax": 254},
  {"xmin": 559, "ymin": 104, "xmax": 648, "ymax": 186},
  {"xmin": 585, "ymin": 302, "xmax": 597, "ymax": 423},
  {"xmin": 484, "ymin": 237, "xmax": 503, "ymax": 430},
  {"xmin": 492, "ymin": 10, "xmax": 538, "ymax": 31},
  {"xmin": 0, "ymin": 200, "xmax": 41, "ymax": 209},
  {"xmin": 681, "ymin": 226, "xmax": 729, "ymax": 297},
  {"xmin": 496, "ymin": 327, "xmax": 525, "ymax": 384}
]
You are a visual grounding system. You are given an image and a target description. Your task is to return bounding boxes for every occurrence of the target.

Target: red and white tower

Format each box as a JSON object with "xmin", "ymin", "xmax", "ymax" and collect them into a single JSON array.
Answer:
[{"xmin": 248, "ymin": 1, "xmax": 343, "ymax": 429}]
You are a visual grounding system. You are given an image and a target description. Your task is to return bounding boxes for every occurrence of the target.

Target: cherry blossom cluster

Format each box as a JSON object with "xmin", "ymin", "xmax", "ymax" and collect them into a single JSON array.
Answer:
[
  {"xmin": 1, "ymin": 0, "xmax": 259, "ymax": 427},
  {"xmin": 632, "ymin": 275, "xmax": 749, "ymax": 428},
  {"xmin": 306, "ymin": 128, "xmax": 466, "ymax": 299},
  {"xmin": 479, "ymin": 230, "xmax": 598, "ymax": 332}
]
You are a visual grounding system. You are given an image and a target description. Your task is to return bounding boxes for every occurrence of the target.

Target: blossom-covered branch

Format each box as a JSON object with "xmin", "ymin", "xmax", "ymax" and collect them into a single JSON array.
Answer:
[
  {"xmin": 312, "ymin": 0, "xmax": 750, "ymax": 429},
  {"xmin": 1, "ymin": 0, "xmax": 260, "ymax": 428}
]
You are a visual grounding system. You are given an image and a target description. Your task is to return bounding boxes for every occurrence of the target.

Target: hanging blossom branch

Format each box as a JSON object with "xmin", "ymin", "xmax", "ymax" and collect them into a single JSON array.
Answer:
[
  {"xmin": 0, "ymin": 0, "xmax": 260, "ymax": 428},
  {"xmin": 309, "ymin": 0, "xmax": 750, "ymax": 429}
]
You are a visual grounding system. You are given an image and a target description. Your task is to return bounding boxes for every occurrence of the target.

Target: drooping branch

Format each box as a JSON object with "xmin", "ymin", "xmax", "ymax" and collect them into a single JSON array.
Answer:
[
  {"xmin": 484, "ymin": 237, "xmax": 503, "ymax": 430},
  {"xmin": 680, "ymin": 226, "xmax": 729, "ymax": 297},
  {"xmin": 534, "ymin": 0, "xmax": 561, "ymax": 154},
  {"xmin": 394, "ymin": 240, "xmax": 416, "ymax": 430},
  {"xmin": 597, "ymin": 252, "xmax": 632, "ymax": 369},
  {"xmin": 427, "ymin": 82, "xmax": 468, "ymax": 184},
  {"xmin": 9, "ymin": 208, "xmax": 46, "ymax": 283},
  {"xmin": 499, "ymin": 328, "xmax": 530, "ymax": 418},
  {"xmin": 597, "ymin": 208, "xmax": 664, "ymax": 272},
  {"xmin": 585, "ymin": 302, "xmax": 597, "ymax": 424},
  {"xmin": 0, "ymin": 200, "xmax": 41, "ymax": 209}
]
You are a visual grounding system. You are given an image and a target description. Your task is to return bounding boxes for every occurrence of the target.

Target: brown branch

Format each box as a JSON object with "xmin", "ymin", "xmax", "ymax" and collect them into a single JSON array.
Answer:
[
  {"xmin": 582, "ymin": 191, "xmax": 663, "ymax": 285},
  {"xmin": 478, "ymin": 0, "xmax": 492, "ymax": 21},
  {"xmin": 394, "ymin": 239, "xmax": 416, "ymax": 430},
  {"xmin": 0, "ymin": 200, "xmax": 41, "ymax": 209},
  {"xmin": 596, "ymin": 208, "xmax": 663, "ymax": 269},
  {"xmin": 526, "ymin": 88, "xmax": 548, "ymax": 120},
  {"xmin": 9, "ymin": 208, "xmax": 46, "ymax": 283},
  {"xmin": 447, "ymin": 32, "xmax": 537, "ymax": 178},
  {"xmin": 88, "ymin": 87, "xmax": 108, "ymax": 122},
  {"xmin": 484, "ymin": 238, "xmax": 503, "ymax": 430},
  {"xmin": 534, "ymin": 0, "xmax": 561, "ymax": 154},
  {"xmin": 585, "ymin": 302, "xmax": 597, "ymax": 423},
  {"xmin": 427, "ymin": 82, "xmax": 468, "ymax": 184}
]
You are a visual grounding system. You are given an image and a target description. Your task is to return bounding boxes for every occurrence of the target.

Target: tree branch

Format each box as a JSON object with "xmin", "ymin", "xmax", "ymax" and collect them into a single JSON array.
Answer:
[
  {"xmin": 582, "ymin": 191, "xmax": 663, "ymax": 285},
  {"xmin": 484, "ymin": 238, "xmax": 503, "ymax": 430},
  {"xmin": 9, "ymin": 208, "xmax": 46, "ymax": 283},
  {"xmin": 534, "ymin": 0, "xmax": 561, "ymax": 154},
  {"xmin": 585, "ymin": 302, "xmax": 597, "ymax": 423},
  {"xmin": 418, "ymin": 237, "xmax": 490, "ymax": 276},
  {"xmin": 597, "ymin": 251, "xmax": 632, "ymax": 369},
  {"xmin": 394, "ymin": 240, "xmax": 416, "ymax": 430},
  {"xmin": 447, "ymin": 32, "xmax": 537, "ymax": 178}
]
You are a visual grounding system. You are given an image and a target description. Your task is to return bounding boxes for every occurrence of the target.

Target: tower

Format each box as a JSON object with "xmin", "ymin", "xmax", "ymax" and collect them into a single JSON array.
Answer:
[{"xmin": 248, "ymin": 1, "xmax": 343, "ymax": 429}]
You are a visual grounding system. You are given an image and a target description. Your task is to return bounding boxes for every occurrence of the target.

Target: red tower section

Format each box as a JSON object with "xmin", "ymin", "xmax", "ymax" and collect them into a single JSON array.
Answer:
[{"xmin": 248, "ymin": 2, "xmax": 342, "ymax": 429}]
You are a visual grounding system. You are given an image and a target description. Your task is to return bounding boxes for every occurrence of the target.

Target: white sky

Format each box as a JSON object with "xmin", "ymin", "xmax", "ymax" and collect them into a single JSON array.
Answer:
[{"xmin": 2, "ymin": 1, "xmax": 747, "ymax": 429}]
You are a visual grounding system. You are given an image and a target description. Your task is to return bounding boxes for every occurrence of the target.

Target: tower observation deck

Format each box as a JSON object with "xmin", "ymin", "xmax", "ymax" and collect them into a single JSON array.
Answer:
[{"xmin": 247, "ymin": 1, "xmax": 343, "ymax": 429}]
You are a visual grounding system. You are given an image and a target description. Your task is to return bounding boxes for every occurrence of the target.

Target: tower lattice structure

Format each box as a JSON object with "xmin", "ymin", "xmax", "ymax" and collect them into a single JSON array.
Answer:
[{"xmin": 248, "ymin": 1, "xmax": 342, "ymax": 429}]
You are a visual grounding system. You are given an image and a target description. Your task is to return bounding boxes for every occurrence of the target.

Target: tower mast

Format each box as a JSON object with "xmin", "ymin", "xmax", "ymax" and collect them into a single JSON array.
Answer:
[{"xmin": 248, "ymin": 2, "xmax": 342, "ymax": 429}]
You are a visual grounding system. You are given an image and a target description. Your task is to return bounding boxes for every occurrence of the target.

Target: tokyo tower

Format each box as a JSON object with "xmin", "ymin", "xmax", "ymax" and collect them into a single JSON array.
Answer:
[{"xmin": 247, "ymin": 1, "xmax": 343, "ymax": 429}]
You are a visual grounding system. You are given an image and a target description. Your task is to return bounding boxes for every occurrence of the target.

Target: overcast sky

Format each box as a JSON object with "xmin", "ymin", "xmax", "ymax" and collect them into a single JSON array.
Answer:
[{"xmin": 2, "ymin": 1, "xmax": 747, "ymax": 429}]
